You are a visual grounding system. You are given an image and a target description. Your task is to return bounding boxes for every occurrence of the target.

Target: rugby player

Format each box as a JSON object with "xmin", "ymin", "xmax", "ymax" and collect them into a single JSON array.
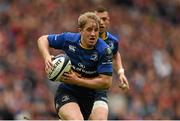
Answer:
[{"xmin": 37, "ymin": 12, "xmax": 113, "ymax": 120}]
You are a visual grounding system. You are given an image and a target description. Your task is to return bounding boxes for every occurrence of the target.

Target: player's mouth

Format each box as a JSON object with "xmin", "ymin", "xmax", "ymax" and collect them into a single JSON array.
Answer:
[
  {"xmin": 90, "ymin": 37, "xmax": 96, "ymax": 40},
  {"xmin": 100, "ymin": 26, "xmax": 105, "ymax": 29},
  {"xmin": 89, "ymin": 38, "xmax": 97, "ymax": 45}
]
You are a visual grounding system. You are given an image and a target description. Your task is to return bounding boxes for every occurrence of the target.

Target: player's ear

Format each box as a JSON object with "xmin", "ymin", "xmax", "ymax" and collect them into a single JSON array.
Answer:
[{"xmin": 78, "ymin": 27, "xmax": 82, "ymax": 32}]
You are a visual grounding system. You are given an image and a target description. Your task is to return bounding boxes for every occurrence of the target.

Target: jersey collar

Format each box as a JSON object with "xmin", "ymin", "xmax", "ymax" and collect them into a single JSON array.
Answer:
[
  {"xmin": 99, "ymin": 32, "xmax": 109, "ymax": 40},
  {"xmin": 79, "ymin": 38, "xmax": 95, "ymax": 50}
]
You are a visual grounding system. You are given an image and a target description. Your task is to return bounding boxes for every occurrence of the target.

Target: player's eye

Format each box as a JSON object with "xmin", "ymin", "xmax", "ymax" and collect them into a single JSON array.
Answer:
[
  {"xmin": 86, "ymin": 28, "xmax": 92, "ymax": 32},
  {"xmin": 94, "ymin": 28, "xmax": 99, "ymax": 32},
  {"xmin": 102, "ymin": 17, "xmax": 107, "ymax": 21}
]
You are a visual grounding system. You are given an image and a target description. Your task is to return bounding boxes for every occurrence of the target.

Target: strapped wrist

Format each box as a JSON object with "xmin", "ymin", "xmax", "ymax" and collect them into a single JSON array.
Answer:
[{"xmin": 117, "ymin": 68, "xmax": 124, "ymax": 75}]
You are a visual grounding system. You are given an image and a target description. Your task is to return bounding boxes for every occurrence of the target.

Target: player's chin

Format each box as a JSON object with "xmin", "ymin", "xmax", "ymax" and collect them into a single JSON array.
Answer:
[
  {"xmin": 88, "ymin": 43, "xmax": 96, "ymax": 47},
  {"xmin": 88, "ymin": 40, "xmax": 97, "ymax": 46},
  {"xmin": 100, "ymin": 28, "xmax": 106, "ymax": 33}
]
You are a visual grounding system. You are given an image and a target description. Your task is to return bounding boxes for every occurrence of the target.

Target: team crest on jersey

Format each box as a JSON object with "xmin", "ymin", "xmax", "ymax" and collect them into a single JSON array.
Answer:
[
  {"xmin": 90, "ymin": 52, "xmax": 98, "ymax": 61},
  {"xmin": 108, "ymin": 41, "xmax": 114, "ymax": 50},
  {"xmin": 68, "ymin": 45, "xmax": 76, "ymax": 52}
]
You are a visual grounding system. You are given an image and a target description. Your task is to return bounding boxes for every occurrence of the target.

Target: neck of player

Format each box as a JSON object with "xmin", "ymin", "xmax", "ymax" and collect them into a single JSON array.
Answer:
[
  {"xmin": 80, "ymin": 39, "xmax": 94, "ymax": 49},
  {"xmin": 99, "ymin": 32, "xmax": 107, "ymax": 40}
]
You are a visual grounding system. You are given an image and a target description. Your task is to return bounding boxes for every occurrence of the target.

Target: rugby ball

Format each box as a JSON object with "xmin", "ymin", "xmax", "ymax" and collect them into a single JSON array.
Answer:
[{"xmin": 47, "ymin": 54, "xmax": 71, "ymax": 81}]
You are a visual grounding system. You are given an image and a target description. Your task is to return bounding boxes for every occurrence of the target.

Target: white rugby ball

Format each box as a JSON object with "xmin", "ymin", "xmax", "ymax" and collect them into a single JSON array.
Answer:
[{"xmin": 47, "ymin": 54, "xmax": 71, "ymax": 81}]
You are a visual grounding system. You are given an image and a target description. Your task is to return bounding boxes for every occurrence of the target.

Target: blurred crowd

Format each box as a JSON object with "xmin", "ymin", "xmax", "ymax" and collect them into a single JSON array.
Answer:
[{"xmin": 0, "ymin": 0, "xmax": 179, "ymax": 120}]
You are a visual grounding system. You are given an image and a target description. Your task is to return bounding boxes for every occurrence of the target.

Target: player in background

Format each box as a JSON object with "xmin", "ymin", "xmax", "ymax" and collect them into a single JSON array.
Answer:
[
  {"xmin": 88, "ymin": 6, "xmax": 130, "ymax": 120},
  {"xmin": 95, "ymin": 6, "xmax": 129, "ymax": 90},
  {"xmin": 37, "ymin": 12, "xmax": 113, "ymax": 120}
]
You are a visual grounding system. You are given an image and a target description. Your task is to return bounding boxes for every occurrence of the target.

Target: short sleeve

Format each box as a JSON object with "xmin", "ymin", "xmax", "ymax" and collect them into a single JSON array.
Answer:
[
  {"xmin": 48, "ymin": 33, "xmax": 66, "ymax": 49},
  {"xmin": 97, "ymin": 47, "xmax": 113, "ymax": 76}
]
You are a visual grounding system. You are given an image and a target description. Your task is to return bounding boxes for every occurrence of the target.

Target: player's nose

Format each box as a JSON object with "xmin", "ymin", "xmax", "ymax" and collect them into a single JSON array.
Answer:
[
  {"xmin": 90, "ymin": 30, "xmax": 96, "ymax": 36},
  {"xmin": 100, "ymin": 19, "xmax": 104, "ymax": 24}
]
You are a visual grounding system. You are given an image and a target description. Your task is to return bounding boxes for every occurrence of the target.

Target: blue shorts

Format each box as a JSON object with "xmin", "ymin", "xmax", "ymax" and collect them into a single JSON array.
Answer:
[{"xmin": 54, "ymin": 85, "xmax": 108, "ymax": 120}]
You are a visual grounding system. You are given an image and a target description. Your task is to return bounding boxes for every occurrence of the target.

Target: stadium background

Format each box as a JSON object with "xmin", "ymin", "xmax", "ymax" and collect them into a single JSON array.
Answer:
[{"xmin": 0, "ymin": 0, "xmax": 179, "ymax": 120}]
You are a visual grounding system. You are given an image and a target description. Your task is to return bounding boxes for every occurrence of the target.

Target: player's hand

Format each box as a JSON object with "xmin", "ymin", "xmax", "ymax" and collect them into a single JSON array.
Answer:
[
  {"xmin": 118, "ymin": 74, "xmax": 129, "ymax": 91},
  {"xmin": 45, "ymin": 55, "xmax": 55, "ymax": 73},
  {"xmin": 60, "ymin": 70, "xmax": 80, "ymax": 84}
]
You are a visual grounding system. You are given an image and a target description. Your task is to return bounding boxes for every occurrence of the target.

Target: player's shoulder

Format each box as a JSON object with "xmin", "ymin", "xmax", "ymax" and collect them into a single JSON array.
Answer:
[
  {"xmin": 96, "ymin": 38, "xmax": 109, "ymax": 47},
  {"xmin": 107, "ymin": 32, "xmax": 119, "ymax": 41},
  {"xmin": 48, "ymin": 32, "xmax": 80, "ymax": 42},
  {"xmin": 96, "ymin": 38, "xmax": 111, "ymax": 53},
  {"xmin": 62, "ymin": 32, "xmax": 80, "ymax": 42},
  {"xmin": 63, "ymin": 32, "xmax": 80, "ymax": 36}
]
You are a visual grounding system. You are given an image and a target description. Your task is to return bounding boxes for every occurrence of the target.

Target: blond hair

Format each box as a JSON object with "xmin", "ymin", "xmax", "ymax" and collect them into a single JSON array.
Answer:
[{"xmin": 78, "ymin": 12, "xmax": 100, "ymax": 29}]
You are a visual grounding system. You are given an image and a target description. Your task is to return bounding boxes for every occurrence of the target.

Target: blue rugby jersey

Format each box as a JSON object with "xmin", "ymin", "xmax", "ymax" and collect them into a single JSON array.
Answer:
[
  {"xmin": 48, "ymin": 32, "xmax": 113, "ymax": 96},
  {"xmin": 103, "ymin": 32, "xmax": 119, "ymax": 55}
]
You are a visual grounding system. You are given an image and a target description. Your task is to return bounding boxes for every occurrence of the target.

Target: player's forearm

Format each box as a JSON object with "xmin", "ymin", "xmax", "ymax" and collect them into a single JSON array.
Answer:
[
  {"xmin": 37, "ymin": 35, "xmax": 51, "ymax": 59},
  {"xmin": 113, "ymin": 52, "xmax": 126, "ymax": 76},
  {"xmin": 75, "ymin": 75, "xmax": 112, "ymax": 89},
  {"xmin": 113, "ymin": 52, "xmax": 123, "ymax": 71},
  {"xmin": 62, "ymin": 74, "xmax": 112, "ymax": 90}
]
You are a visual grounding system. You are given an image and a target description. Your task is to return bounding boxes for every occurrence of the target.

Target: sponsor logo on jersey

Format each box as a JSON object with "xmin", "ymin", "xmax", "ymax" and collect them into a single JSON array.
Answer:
[
  {"xmin": 62, "ymin": 95, "xmax": 70, "ymax": 102},
  {"xmin": 72, "ymin": 65, "xmax": 97, "ymax": 75},
  {"xmin": 78, "ymin": 63, "xmax": 85, "ymax": 68},
  {"xmin": 55, "ymin": 103, "xmax": 59, "ymax": 109},
  {"xmin": 100, "ymin": 97, "xmax": 108, "ymax": 102}
]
